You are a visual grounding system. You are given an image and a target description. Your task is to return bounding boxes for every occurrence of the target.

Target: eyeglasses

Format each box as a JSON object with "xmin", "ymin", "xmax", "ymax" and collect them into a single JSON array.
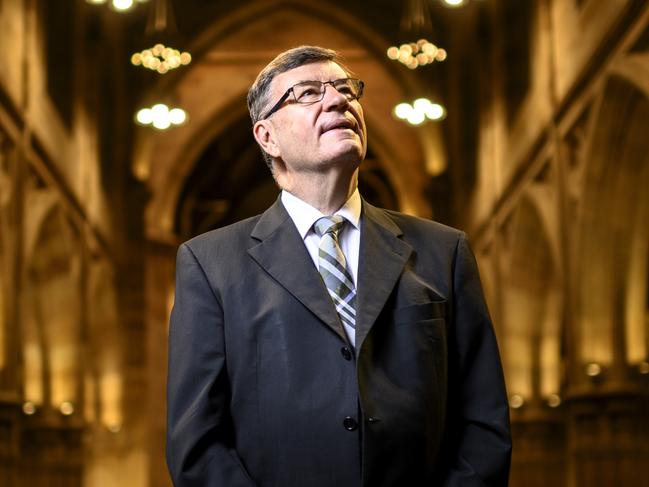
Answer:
[{"xmin": 262, "ymin": 78, "xmax": 365, "ymax": 120}]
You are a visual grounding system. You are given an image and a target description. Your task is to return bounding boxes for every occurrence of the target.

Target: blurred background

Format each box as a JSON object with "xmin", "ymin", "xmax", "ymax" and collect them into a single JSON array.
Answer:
[{"xmin": 0, "ymin": 0, "xmax": 648, "ymax": 485}]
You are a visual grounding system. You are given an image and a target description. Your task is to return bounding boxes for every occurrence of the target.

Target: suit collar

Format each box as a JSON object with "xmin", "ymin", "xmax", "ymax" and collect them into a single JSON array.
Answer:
[
  {"xmin": 248, "ymin": 197, "xmax": 348, "ymax": 342},
  {"xmin": 248, "ymin": 197, "xmax": 413, "ymax": 348},
  {"xmin": 355, "ymin": 201, "xmax": 412, "ymax": 350},
  {"xmin": 250, "ymin": 196, "xmax": 290, "ymax": 241}
]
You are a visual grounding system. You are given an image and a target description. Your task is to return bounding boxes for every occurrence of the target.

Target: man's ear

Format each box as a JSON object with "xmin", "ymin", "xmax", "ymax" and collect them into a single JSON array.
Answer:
[{"xmin": 253, "ymin": 120, "xmax": 281, "ymax": 158}]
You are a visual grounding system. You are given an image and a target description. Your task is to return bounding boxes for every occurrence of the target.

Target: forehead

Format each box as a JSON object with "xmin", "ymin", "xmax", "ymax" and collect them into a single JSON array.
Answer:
[{"xmin": 271, "ymin": 61, "xmax": 349, "ymax": 95}]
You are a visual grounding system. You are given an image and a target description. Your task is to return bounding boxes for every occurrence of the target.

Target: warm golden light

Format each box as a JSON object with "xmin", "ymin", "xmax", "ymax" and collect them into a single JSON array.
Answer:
[
  {"xmin": 638, "ymin": 362, "xmax": 649, "ymax": 375},
  {"xmin": 387, "ymin": 39, "xmax": 446, "ymax": 69},
  {"xmin": 60, "ymin": 401, "xmax": 75, "ymax": 416},
  {"xmin": 510, "ymin": 394, "xmax": 525, "ymax": 409},
  {"xmin": 394, "ymin": 98, "xmax": 446, "ymax": 126},
  {"xmin": 87, "ymin": 0, "xmax": 148, "ymax": 9},
  {"xmin": 22, "ymin": 402, "xmax": 37, "ymax": 415},
  {"xmin": 131, "ymin": 43, "xmax": 191, "ymax": 74},
  {"xmin": 169, "ymin": 108, "xmax": 187, "ymax": 125},
  {"xmin": 24, "ymin": 341, "xmax": 44, "ymax": 406},
  {"xmin": 442, "ymin": 0, "xmax": 466, "ymax": 7},
  {"xmin": 136, "ymin": 104, "xmax": 187, "ymax": 130},
  {"xmin": 547, "ymin": 394, "xmax": 562, "ymax": 408},
  {"xmin": 100, "ymin": 371, "xmax": 123, "ymax": 429},
  {"xmin": 394, "ymin": 103, "xmax": 413, "ymax": 120},
  {"xmin": 407, "ymin": 110, "xmax": 426, "ymax": 125},
  {"xmin": 585, "ymin": 362, "xmax": 602, "ymax": 377},
  {"xmin": 112, "ymin": 0, "xmax": 134, "ymax": 11}
]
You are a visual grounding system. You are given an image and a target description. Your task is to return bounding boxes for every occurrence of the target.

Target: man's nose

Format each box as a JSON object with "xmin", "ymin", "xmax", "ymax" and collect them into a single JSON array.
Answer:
[{"xmin": 322, "ymin": 84, "xmax": 349, "ymax": 110}]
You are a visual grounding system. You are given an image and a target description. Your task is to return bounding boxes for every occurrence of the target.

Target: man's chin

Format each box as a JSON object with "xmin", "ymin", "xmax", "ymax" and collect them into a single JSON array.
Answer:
[
  {"xmin": 330, "ymin": 139, "xmax": 365, "ymax": 160},
  {"xmin": 326, "ymin": 146, "xmax": 364, "ymax": 167}
]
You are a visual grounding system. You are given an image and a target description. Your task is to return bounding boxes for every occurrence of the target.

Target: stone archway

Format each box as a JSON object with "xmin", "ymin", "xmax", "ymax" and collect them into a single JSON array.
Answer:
[
  {"xmin": 22, "ymin": 194, "xmax": 82, "ymax": 411},
  {"xmin": 502, "ymin": 197, "xmax": 561, "ymax": 406},
  {"xmin": 569, "ymin": 72, "xmax": 649, "ymax": 487},
  {"xmin": 501, "ymin": 196, "xmax": 564, "ymax": 487},
  {"xmin": 21, "ymin": 197, "xmax": 85, "ymax": 486},
  {"xmin": 575, "ymin": 74, "xmax": 649, "ymax": 383}
]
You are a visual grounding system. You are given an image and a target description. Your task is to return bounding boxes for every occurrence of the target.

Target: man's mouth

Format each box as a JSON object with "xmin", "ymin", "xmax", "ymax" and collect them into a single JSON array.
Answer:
[{"xmin": 322, "ymin": 119, "xmax": 357, "ymax": 134}]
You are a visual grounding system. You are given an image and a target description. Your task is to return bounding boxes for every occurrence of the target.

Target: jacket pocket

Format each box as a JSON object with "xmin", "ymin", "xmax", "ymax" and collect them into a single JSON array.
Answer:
[{"xmin": 393, "ymin": 300, "xmax": 446, "ymax": 325}]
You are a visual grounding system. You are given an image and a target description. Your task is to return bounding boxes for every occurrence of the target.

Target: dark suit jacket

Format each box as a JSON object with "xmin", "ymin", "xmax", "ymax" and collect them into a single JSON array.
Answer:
[{"xmin": 166, "ymin": 197, "xmax": 511, "ymax": 487}]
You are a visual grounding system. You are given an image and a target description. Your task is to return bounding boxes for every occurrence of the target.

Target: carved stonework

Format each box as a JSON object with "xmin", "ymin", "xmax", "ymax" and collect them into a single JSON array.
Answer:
[
  {"xmin": 510, "ymin": 410, "xmax": 567, "ymax": 487},
  {"xmin": 0, "ymin": 403, "xmax": 19, "ymax": 487},
  {"xmin": 18, "ymin": 415, "xmax": 83, "ymax": 487},
  {"xmin": 568, "ymin": 394, "xmax": 649, "ymax": 487}
]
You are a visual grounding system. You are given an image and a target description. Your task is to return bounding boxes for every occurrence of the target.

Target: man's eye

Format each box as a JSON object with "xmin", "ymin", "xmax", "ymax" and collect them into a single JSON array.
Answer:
[
  {"xmin": 297, "ymin": 88, "xmax": 319, "ymax": 99},
  {"xmin": 335, "ymin": 83, "xmax": 355, "ymax": 96}
]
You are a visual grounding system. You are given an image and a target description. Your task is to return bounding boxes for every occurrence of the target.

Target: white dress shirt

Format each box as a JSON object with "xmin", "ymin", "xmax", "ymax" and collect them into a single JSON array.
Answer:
[{"xmin": 281, "ymin": 189, "xmax": 362, "ymax": 346}]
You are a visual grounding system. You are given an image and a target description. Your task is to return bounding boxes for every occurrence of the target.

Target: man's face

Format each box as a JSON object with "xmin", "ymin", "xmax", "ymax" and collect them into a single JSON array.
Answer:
[{"xmin": 260, "ymin": 61, "xmax": 367, "ymax": 175}]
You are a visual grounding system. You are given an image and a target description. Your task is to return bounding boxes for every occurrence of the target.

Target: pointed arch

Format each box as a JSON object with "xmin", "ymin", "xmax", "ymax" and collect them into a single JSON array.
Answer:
[
  {"xmin": 502, "ymin": 196, "xmax": 561, "ymax": 403},
  {"xmin": 575, "ymin": 74, "xmax": 649, "ymax": 378}
]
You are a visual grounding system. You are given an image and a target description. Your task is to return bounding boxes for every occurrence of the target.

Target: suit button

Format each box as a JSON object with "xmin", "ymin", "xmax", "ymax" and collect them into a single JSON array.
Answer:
[
  {"xmin": 343, "ymin": 417, "xmax": 358, "ymax": 431},
  {"xmin": 340, "ymin": 347, "xmax": 352, "ymax": 361}
]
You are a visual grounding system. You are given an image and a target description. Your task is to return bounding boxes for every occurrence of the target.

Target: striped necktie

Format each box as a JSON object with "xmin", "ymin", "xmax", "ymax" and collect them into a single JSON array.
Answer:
[{"xmin": 313, "ymin": 216, "xmax": 356, "ymax": 330}]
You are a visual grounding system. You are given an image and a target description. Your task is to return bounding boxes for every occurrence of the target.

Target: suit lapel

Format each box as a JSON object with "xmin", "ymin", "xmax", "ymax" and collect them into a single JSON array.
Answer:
[
  {"xmin": 247, "ymin": 198, "xmax": 348, "ymax": 342},
  {"xmin": 355, "ymin": 201, "xmax": 413, "ymax": 350}
]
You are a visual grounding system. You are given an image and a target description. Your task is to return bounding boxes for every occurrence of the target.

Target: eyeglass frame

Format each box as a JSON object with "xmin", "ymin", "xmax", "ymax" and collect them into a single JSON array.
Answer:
[{"xmin": 261, "ymin": 78, "xmax": 365, "ymax": 120}]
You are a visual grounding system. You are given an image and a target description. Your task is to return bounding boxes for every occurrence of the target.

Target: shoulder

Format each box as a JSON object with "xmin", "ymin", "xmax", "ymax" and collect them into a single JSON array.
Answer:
[
  {"xmin": 180, "ymin": 213, "xmax": 262, "ymax": 260},
  {"xmin": 385, "ymin": 209, "xmax": 462, "ymax": 236},
  {"xmin": 366, "ymin": 203, "xmax": 465, "ymax": 247}
]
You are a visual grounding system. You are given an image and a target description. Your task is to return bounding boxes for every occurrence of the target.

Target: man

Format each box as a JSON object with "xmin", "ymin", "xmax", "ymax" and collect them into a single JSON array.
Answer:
[{"xmin": 166, "ymin": 46, "xmax": 511, "ymax": 487}]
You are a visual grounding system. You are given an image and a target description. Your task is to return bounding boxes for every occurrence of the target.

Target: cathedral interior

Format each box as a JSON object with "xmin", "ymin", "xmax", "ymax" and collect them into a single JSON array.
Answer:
[{"xmin": 1, "ymin": 0, "xmax": 648, "ymax": 485}]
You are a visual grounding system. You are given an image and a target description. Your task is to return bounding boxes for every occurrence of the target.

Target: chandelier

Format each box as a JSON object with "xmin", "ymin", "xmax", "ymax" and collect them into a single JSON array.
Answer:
[
  {"xmin": 387, "ymin": 0, "xmax": 447, "ymax": 70},
  {"xmin": 131, "ymin": 0, "xmax": 191, "ymax": 74},
  {"xmin": 394, "ymin": 98, "xmax": 446, "ymax": 126},
  {"xmin": 132, "ymin": 0, "xmax": 191, "ymax": 130},
  {"xmin": 387, "ymin": 40, "xmax": 446, "ymax": 70},
  {"xmin": 131, "ymin": 43, "xmax": 191, "ymax": 74}
]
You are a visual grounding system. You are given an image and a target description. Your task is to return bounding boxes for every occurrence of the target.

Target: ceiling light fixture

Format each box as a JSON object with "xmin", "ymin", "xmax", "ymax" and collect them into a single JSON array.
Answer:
[
  {"xmin": 133, "ymin": 0, "xmax": 191, "ymax": 129},
  {"xmin": 442, "ymin": 0, "xmax": 466, "ymax": 7},
  {"xmin": 131, "ymin": 43, "xmax": 191, "ymax": 74},
  {"xmin": 394, "ymin": 98, "xmax": 446, "ymax": 126},
  {"xmin": 85, "ymin": 0, "xmax": 149, "ymax": 12},
  {"xmin": 136, "ymin": 103, "xmax": 187, "ymax": 130},
  {"xmin": 440, "ymin": 0, "xmax": 484, "ymax": 8},
  {"xmin": 387, "ymin": 40, "xmax": 447, "ymax": 70},
  {"xmin": 388, "ymin": 0, "xmax": 447, "ymax": 69},
  {"xmin": 131, "ymin": 0, "xmax": 191, "ymax": 74}
]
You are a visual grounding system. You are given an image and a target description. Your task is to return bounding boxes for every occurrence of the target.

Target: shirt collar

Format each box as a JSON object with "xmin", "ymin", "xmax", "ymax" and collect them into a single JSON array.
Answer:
[{"xmin": 281, "ymin": 188, "xmax": 361, "ymax": 240}]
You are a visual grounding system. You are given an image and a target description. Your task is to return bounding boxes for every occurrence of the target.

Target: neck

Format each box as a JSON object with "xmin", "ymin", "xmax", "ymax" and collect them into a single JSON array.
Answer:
[{"xmin": 280, "ymin": 169, "xmax": 358, "ymax": 215}]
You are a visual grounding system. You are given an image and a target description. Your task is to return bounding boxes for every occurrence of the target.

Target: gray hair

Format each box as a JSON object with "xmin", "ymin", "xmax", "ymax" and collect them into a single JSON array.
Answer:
[{"xmin": 247, "ymin": 45, "xmax": 353, "ymax": 170}]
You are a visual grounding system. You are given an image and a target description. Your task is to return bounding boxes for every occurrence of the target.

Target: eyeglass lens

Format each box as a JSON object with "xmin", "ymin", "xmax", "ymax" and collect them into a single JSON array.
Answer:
[{"xmin": 293, "ymin": 79, "xmax": 362, "ymax": 103}]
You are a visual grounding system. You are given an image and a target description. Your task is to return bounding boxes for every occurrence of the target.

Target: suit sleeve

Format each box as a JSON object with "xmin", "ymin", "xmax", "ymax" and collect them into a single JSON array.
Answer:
[
  {"xmin": 166, "ymin": 243, "xmax": 257, "ymax": 487},
  {"xmin": 439, "ymin": 233, "xmax": 512, "ymax": 486}
]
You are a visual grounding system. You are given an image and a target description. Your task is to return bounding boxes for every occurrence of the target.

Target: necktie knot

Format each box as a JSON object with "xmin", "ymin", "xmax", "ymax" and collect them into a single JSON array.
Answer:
[{"xmin": 313, "ymin": 215, "xmax": 345, "ymax": 238}]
